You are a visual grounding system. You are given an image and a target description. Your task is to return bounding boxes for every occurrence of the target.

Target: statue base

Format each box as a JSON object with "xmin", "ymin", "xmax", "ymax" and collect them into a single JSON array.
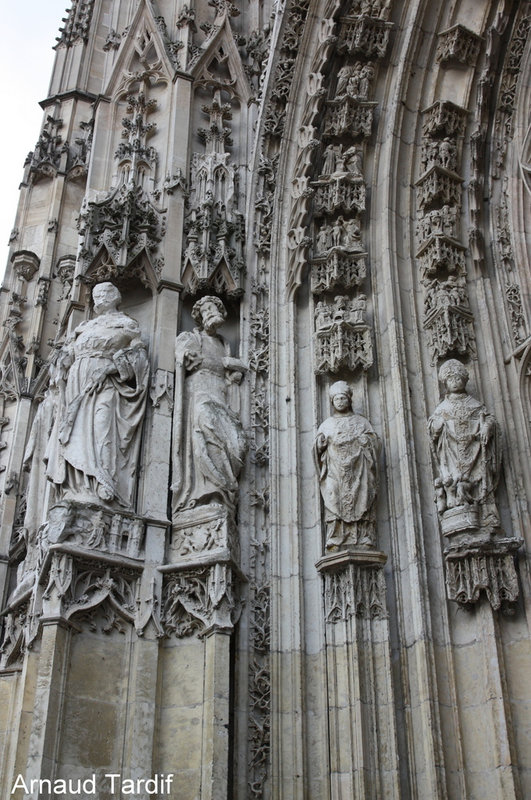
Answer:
[
  {"xmin": 440, "ymin": 504, "xmax": 480, "ymax": 537},
  {"xmin": 170, "ymin": 503, "xmax": 239, "ymax": 565},
  {"xmin": 316, "ymin": 548, "xmax": 388, "ymax": 622},
  {"xmin": 42, "ymin": 500, "xmax": 145, "ymax": 560},
  {"xmin": 325, "ymin": 518, "xmax": 377, "ymax": 551},
  {"xmin": 444, "ymin": 537, "xmax": 522, "ymax": 610}
]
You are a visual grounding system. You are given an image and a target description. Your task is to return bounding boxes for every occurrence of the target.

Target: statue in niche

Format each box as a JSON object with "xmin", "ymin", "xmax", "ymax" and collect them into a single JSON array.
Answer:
[
  {"xmin": 428, "ymin": 359, "xmax": 502, "ymax": 537},
  {"xmin": 171, "ymin": 296, "xmax": 247, "ymax": 518},
  {"xmin": 12, "ymin": 362, "xmax": 61, "ymax": 593},
  {"xmin": 44, "ymin": 282, "xmax": 149, "ymax": 510},
  {"xmin": 314, "ymin": 381, "xmax": 380, "ymax": 550}
]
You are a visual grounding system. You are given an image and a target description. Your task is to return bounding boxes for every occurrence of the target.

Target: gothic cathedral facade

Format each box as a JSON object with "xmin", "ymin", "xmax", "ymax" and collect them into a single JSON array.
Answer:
[{"xmin": 0, "ymin": 1, "xmax": 530, "ymax": 798}]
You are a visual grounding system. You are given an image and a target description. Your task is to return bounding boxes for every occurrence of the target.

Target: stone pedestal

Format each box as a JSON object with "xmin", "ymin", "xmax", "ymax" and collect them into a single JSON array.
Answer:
[
  {"xmin": 156, "ymin": 502, "xmax": 244, "ymax": 799},
  {"xmin": 316, "ymin": 549, "xmax": 400, "ymax": 799},
  {"xmin": 444, "ymin": 537, "xmax": 522, "ymax": 610}
]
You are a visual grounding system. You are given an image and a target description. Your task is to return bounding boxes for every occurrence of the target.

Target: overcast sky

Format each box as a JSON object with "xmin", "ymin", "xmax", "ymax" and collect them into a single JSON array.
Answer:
[{"xmin": 0, "ymin": 1, "xmax": 72, "ymax": 271}]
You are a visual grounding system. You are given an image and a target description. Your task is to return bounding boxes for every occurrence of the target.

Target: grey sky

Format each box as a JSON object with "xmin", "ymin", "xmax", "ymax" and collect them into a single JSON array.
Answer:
[{"xmin": 1, "ymin": 1, "xmax": 72, "ymax": 270}]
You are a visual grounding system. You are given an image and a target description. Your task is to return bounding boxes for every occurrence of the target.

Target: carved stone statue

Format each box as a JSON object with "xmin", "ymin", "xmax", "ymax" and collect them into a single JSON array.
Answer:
[
  {"xmin": 44, "ymin": 282, "xmax": 149, "ymax": 510},
  {"xmin": 171, "ymin": 296, "xmax": 247, "ymax": 518},
  {"xmin": 428, "ymin": 359, "xmax": 502, "ymax": 537},
  {"xmin": 315, "ymin": 382, "xmax": 380, "ymax": 550}
]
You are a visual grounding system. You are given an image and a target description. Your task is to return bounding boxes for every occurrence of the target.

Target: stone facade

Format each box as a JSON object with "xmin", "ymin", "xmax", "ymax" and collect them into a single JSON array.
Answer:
[{"xmin": 0, "ymin": 1, "xmax": 530, "ymax": 798}]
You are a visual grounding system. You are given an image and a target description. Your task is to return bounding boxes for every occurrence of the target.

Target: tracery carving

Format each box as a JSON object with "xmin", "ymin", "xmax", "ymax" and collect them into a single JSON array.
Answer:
[
  {"xmin": 321, "ymin": 563, "xmax": 387, "ymax": 621},
  {"xmin": 162, "ymin": 563, "xmax": 241, "ymax": 636},
  {"xmin": 337, "ymin": 15, "xmax": 393, "ymax": 59},
  {"xmin": 314, "ymin": 295, "xmax": 373, "ymax": 373},
  {"xmin": 422, "ymin": 101, "xmax": 468, "ymax": 139},
  {"xmin": 77, "ymin": 183, "xmax": 166, "ymax": 286},
  {"xmin": 491, "ymin": 10, "xmax": 531, "ymax": 177},
  {"xmin": 323, "ymin": 97, "xmax": 376, "ymax": 139},
  {"xmin": 445, "ymin": 542, "xmax": 521, "ymax": 609},
  {"xmin": 423, "ymin": 279, "xmax": 475, "ymax": 363},
  {"xmin": 181, "ymin": 90, "xmax": 245, "ymax": 297},
  {"xmin": 415, "ymin": 167, "xmax": 462, "ymax": 212},
  {"xmin": 42, "ymin": 552, "xmax": 139, "ymax": 631},
  {"xmin": 311, "ymin": 249, "xmax": 367, "ymax": 294},
  {"xmin": 417, "ymin": 101, "xmax": 475, "ymax": 362},
  {"xmin": 436, "ymin": 24, "xmax": 482, "ymax": 67}
]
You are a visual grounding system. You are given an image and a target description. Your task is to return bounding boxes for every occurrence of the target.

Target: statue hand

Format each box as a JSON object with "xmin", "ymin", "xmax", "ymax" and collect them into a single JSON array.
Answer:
[
  {"xmin": 87, "ymin": 367, "xmax": 113, "ymax": 394},
  {"xmin": 184, "ymin": 351, "xmax": 203, "ymax": 372},
  {"xmin": 316, "ymin": 432, "xmax": 327, "ymax": 451}
]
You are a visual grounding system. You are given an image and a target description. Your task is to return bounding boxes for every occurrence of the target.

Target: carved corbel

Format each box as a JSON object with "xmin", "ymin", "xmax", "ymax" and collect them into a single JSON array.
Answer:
[
  {"xmin": 314, "ymin": 295, "xmax": 373, "ymax": 373},
  {"xmin": 161, "ymin": 562, "xmax": 244, "ymax": 637},
  {"xmin": 316, "ymin": 550, "xmax": 388, "ymax": 623},
  {"xmin": 436, "ymin": 24, "xmax": 483, "ymax": 67}
]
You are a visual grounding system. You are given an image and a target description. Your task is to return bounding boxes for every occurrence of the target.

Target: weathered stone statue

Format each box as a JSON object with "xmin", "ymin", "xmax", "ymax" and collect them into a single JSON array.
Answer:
[
  {"xmin": 428, "ymin": 359, "xmax": 501, "ymax": 537},
  {"xmin": 171, "ymin": 296, "xmax": 247, "ymax": 518},
  {"xmin": 315, "ymin": 381, "xmax": 380, "ymax": 550},
  {"xmin": 44, "ymin": 282, "xmax": 149, "ymax": 510}
]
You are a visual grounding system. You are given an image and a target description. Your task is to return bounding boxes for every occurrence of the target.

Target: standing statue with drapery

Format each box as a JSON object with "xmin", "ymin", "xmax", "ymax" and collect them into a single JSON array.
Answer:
[
  {"xmin": 44, "ymin": 282, "xmax": 149, "ymax": 510},
  {"xmin": 315, "ymin": 381, "xmax": 380, "ymax": 551},
  {"xmin": 428, "ymin": 359, "xmax": 502, "ymax": 538},
  {"xmin": 171, "ymin": 296, "xmax": 247, "ymax": 520}
]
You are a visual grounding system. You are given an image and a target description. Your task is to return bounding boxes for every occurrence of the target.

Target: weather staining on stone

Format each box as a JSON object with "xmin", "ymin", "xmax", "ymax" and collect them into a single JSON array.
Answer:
[
  {"xmin": 428, "ymin": 359, "xmax": 501, "ymax": 538},
  {"xmin": 171, "ymin": 296, "xmax": 247, "ymax": 518},
  {"xmin": 315, "ymin": 381, "xmax": 380, "ymax": 551},
  {"xmin": 44, "ymin": 282, "xmax": 149, "ymax": 510}
]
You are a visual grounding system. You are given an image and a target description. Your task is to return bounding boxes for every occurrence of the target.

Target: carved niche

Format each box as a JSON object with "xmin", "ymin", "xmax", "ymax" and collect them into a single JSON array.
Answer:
[
  {"xmin": 416, "ymin": 101, "xmax": 476, "ymax": 363},
  {"xmin": 181, "ymin": 90, "xmax": 245, "ymax": 298},
  {"xmin": 314, "ymin": 295, "xmax": 373, "ymax": 373}
]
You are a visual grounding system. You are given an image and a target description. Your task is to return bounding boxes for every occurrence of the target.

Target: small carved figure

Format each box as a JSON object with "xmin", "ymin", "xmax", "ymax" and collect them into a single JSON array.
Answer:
[
  {"xmin": 336, "ymin": 65, "xmax": 354, "ymax": 97},
  {"xmin": 172, "ymin": 296, "xmax": 247, "ymax": 516},
  {"xmin": 45, "ymin": 282, "xmax": 149, "ymax": 510},
  {"xmin": 331, "ymin": 216, "xmax": 346, "ymax": 247},
  {"xmin": 344, "ymin": 217, "xmax": 363, "ymax": 250},
  {"xmin": 315, "ymin": 381, "xmax": 380, "ymax": 550},
  {"xmin": 315, "ymin": 300, "xmax": 333, "ymax": 330},
  {"xmin": 344, "ymin": 146, "xmax": 363, "ymax": 177},
  {"xmin": 428, "ymin": 360, "xmax": 501, "ymax": 534},
  {"xmin": 358, "ymin": 63, "xmax": 375, "ymax": 98},
  {"xmin": 322, "ymin": 144, "xmax": 340, "ymax": 175},
  {"xmin": 351, "ymin": 293, "xmax": 367, "ymax": 324},
  {"xmin": 316, "ymin": 225, "xmax": 331, "ymax": 253}
]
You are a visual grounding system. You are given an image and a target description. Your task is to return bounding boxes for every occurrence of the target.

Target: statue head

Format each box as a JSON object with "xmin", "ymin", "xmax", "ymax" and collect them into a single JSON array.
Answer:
[
  {"xmin": 192, "ymin": 295, "xmax": 227, "ymax": 333},
  {"xmin": 439, "ymin": 359, "xmax": 469, "ymax": 393},
  {"xmin": 329, "ymin": 381, "xmax": 352, "ymax": 413},
  {"xmin": 92, "ymin": 282, "xmax": 121, "ymax": 314}
]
